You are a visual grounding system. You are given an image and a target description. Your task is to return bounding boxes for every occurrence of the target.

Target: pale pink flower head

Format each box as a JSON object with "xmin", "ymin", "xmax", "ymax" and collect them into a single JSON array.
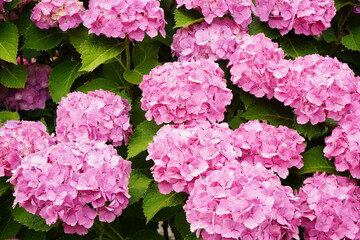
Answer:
[
  {"xmin": 324, "ymin": 113, "xmax": 360, "ymax": 179},
  {"xmin": 254, "ymin": 0, "xmax": 300, "ymax": 35},
  {"xmin": 228, "ymin": 33, "xmax": 285, "ymax": 99},
  {"xmin": 82, "ymin": 0, "xmax": 166, "ymax": 41},
  {"xmin": 293, "ymin": 0, "xmax": 336, "ymax": 36},
  {"xmin": 184, "ymin": 161, "xmax": 301, "ymax": 240},
  {"xmin": 140, "ymin": 59, "xmax": 232, "ymax": 125},
  {"xmin": 56, "ymin": 90, "xmax": 132, "ymax": 146},
  {"xmin": 9, "ymin": 141, "xmax": 131, "ymax": 235},
  {"xmin": 175, "ymin": 0, "xmax": 253, "ymax": 28},
  {"xmin": 233, "ymin": 120, "xmax": 305, "ymax": 178},
  {"xmin": 30, "ymin": 0, "xmax": 85, "ymax": 31},
  {"xmin": 297, "ymin": 172, "xmax": 360, "ymax": 240},
  {"xmin": 0, "ymin": 120, "xmax": 55, "ymax": 177},
  {"xmin": 3, "ymin": 63, "xmax": 52, "ymax": 111},
  {"xmin": 171, "ymin": 18, "xmax": 247, "ymax": 61},
  {"xmin": 274, "ymin": 54, "xmax": 358, "ymax": 125},
  {"xmin": 147, "ymin": 120, "xmax": 242, "ymax": 194}
]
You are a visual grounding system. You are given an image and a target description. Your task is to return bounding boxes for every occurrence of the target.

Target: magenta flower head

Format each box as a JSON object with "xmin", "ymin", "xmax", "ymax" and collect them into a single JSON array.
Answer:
[
  {"xmin": 184, "ymin": 161, "xmax": 301, "ymax": 240},
  {"xmin": 30, "ymin": 0, "xmax": 85, "ymax": 31},
  {"xmin": 147, "ymin": 120, "xmax": 242, "ymax": 194},
  {"xmin": 228, "ymin": 33, "xmax": 285, "ymax": 99},
  {"xmin": 175, "ymin": 0, "xmax": 253, "ymax": 28},
  {"xmin": 233, "ymin": 120, "xmax": 305, "ymax": 178},
  {"xmin": 274, "ymin": 54, "xmax": 358, "ymax": 125},
  {"xmin": 292, "ymin": 0, "xmax": 336, "ymax": 36},
  {"xmin": 56, "ymin": 90, "xmax": 132, "ymax": 146},
  {"xmin": 82, "ymin": 0, "xmax": 166, "ymax": 41},
  {"xmin": 140, "ymin": 59, "xmax": 232, "ymax": 125},
  {"xmin": 9, "ymin": 141, "xmax": 131, "ymax": 235},
  {"xmin": 0, "ymin": 120, "xmax": 55, "ymax": 177},
  {"xmin": 3, "ymin": 63, "xmax": 52, "ymax": 111},
  {"xmin": 171, "ymin": 18, "xmax": 247, "ymax": 61},
  {"xmin": 297, "ymin": 172, "xmax": 360, "ymax": 240},
  {"xmin": 324, "ymin": 113, "xmax": 360, "ymax": 179}
]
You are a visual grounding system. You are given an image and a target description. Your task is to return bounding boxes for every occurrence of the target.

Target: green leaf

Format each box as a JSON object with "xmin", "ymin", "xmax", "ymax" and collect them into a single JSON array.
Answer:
[
  {"xmin": 3, "ymin": 0, "xmax": 21, "ymax": 11},
  {"xmin": 13, "ymin": 12, "xmax": 32, "ymax": 36},
  {"xmin": 0, "ymin": 216, "xmax": 21, "ymax": 239},
  {"xmin": 79, "ymin": 35, "xmax": 125, "ymax": 72},
  {"xmin": 228, "ymin": 110, "xmax": 247, "ymax": 130},
  {"xmin": 0, "ymin": 22, "xmax": 18, "ymax": 64},
  {"xmin": 335, "ymin": 0, "xmax": 351, "ymax": 10},
  {"xmin": 127, "ymin": 120, "xmax": 162, "ymax": 159},
  {"xmin": 279, "ymin": 38, "xmax": 318, "ymax": 58},
  {"xmin": 0, "ymin": 111, "xmax": 20, "ymax": 127},
  {"xmin": 129, "ymin": 229, "xmax": 163, "ymax": 240},
  {"xmin": 293, "ymin": 122, "xmax": 327, "ymax": 140},
  {"xmin": 76, "ymin": 77, "xmax": 125, "ymax": 94},
  {"xmin": 0, "ymin": 177, "xmax": 10, "ymax": 197},
  {"xmin": 249, "ymin": 17, "xmax": 280, "ymax": 39},
  {"xmin": 142, "ymin": 183, "xmax": 187, "ymax": 223},
  {"xmin": 12, "ymin": 206, "xmax": 54, "ymax": 232},
  {"xmin": 241, "ymin": 99, "xmax": 295, "ymax": 128},
  {"xmin": 103, "ymin": 61, "xmax": 125, "ymax": 85},
  {"xmin": 48, "ymin": 61, "xmax": 85, "ymax": 103},
  {"xmin": 22, "ymin": 25, "xmax": 63, "ymax": 50},
  {"xmin": 341, "ymin": 22, "xmax": 360, "ymax": 51},
  {"xmin": 132, "ymin": 42, "xmax": 161, "ymax": 67},
  {"xmin": 128, "ymin": 170, "xmax": 153, "ymax": 205},
  {"xmin": 239, "ymin": 89, "xmax": 258, "ymax": 109},
  {"xmin": 295, "ymin": 146, "xmax": 337, "ymax": 175},
  {"xmin": 175, "ymin": 211, "xmax": 191, "ymax": 238},
  {"xmin": 321, "ymin": 28, "xmax": 336, "ymax": 43},
  {"xmin": 17, "ymin": 229, "xmax": 46, "ymax": 240},
  {"xmin": 123, "ymin": 60, "xmax": 160, "ymax": 85},
  {"xmin": 67, "ymin": 26, "xmax": 91, "ymax": 51},
  {"xmin": 185, "ymin": 233, "xmax": 201, "ymax": 240},
  {"xmin": 0, "ymin": 64, "xmax": 27, "ymax": 88},
  {"xmin": 174, "ymin": 8, "xmax": 204, "ymax": 29}
]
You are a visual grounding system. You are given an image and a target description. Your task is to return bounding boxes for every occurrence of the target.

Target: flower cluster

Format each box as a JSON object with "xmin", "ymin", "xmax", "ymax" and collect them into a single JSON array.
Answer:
[
  {"xmin": 254, "ymin": 0, "xmax": 336, "ymax": 36},
  {"xmin": 228, "ymin": 33, "xmax": 285, "ymax": 99},
  {"xmin": 2, "ymin": 63, "xmax": 52, "ymax": 111},
  {"xmin": 171, "ymin": 18, "xmax": 247, "ymax": 61},
  {"xmin": 0, "ymin": 120, "xmax": 55, "ymax": 177},
  {"xmin": 233, "ymin": 120, "xmax": 305, "ymax": 178},
  {"xmin": 10, "ymin": 141, "xmax": 131, "ymax": 235},
  {"xmin": 30, "ymin": 0, "xmax": 85, "ymax": 31},
  {"xmin": 297, "ymin": 172, "xmax": 360, "ymax": 239},
  {"xmin": 324, "ymin": 113, "xmax": 360, "ymax": 178},
  {"xmin": 147, "ymin": 121, "xmax": 242, "ymax": 194},
  {"xmin": 56, "ymin": 90, "xmax": 132, "ymax": 147},
  {"xmin": 274, "ymin": 54, "xmax": 358, "ymax": 125},
  {"xmin": 184, "ymin": 161, "xmax": 301, "ymax": 240},
  {"xmin": 176, "ymin": 0, "xmax": 253, "ymax": 28},
  {"xmin": 139, "ymin": 59, "xmax": 232, "ymax": 125},
  {"xmin": 82, "ymin": 0, "xmax": 166, "ymax": 41}
]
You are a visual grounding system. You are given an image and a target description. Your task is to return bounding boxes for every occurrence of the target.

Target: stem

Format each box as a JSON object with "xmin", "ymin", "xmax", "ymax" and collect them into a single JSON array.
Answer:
[
  {"xmin": 125, "ymin": 35, "xmax": 131, "ymax": 70},
  {"xmin": 94, "ymin": 221, "xmax": 125, "ymax": 240},
  {"xmin": 116, "ymin": 57, "xmax": 127, "ymax": 71}
]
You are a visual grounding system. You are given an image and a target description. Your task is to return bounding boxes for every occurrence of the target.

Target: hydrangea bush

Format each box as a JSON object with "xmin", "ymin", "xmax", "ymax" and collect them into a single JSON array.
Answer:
[{"xmin": 0, "ymin": 0, "xmax": 360, "ymax": 239}]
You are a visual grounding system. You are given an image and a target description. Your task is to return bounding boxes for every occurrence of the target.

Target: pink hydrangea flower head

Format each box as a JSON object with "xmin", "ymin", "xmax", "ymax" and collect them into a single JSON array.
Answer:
[
  {"xmin": 147, "ymin": 120, "xmax": 242, "ymax": 194},
  {"xmin": 324, "ymin": 113, "xmax": 360, "ymax": 178},
  {"xmin": 30, "ymin": 0, "xmax": 85, "ymax": 31},
  {"xmin": 274, "ymin": 54, "xmax": 358, "ymax": 125},
  {"xmin": 233, "ymin": 120, "xmax": 305, "ymax": 178},
  {"xmin": 175, "ymin": 0, "xmax": 253, "ymax": 28},
  {"xmin": 139, "ymin": 59, "xmax": 232, "ymax": 125},
  {"xmin": 0, "ymin": 0, "xmax": 11, "ymax": 12},
  {"xmin": 254, "ymin": 0, "xmax": 300, "ymax": 35},
  {"xmin": 297, "ymin": 172, "xmax": 360, "ymax": 240},
  {"xmin": 292, "ymin": 0, "xmax": 336, "ymax": 36},
  {"xmin": 9, "ymin": 141, "xmax": 131, "ymax": 235},
  {"xmin": 184, "ymin": 161, "xmax": 301, "ymax": 240},
  {"xmin": 82, "ymin": 0, "xmax": 166, "ymax": 41},
  {"xmin": 171, "ymin": 18, "xmax": 247, "ymax": 61},
  {"xmin": 0, "ymin": 120, "xmax": 55, "ymax": 177},
  {"xmin": 228, "ymin": 33, "xmax": 285, "ymax": 99},
  {"xmin": 56, "ymin": 90, "xmax": 132, "ymax": 146},
  {"xmin": 3, "ymin": 63, "xmax": 52, "ymax": 111}
]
